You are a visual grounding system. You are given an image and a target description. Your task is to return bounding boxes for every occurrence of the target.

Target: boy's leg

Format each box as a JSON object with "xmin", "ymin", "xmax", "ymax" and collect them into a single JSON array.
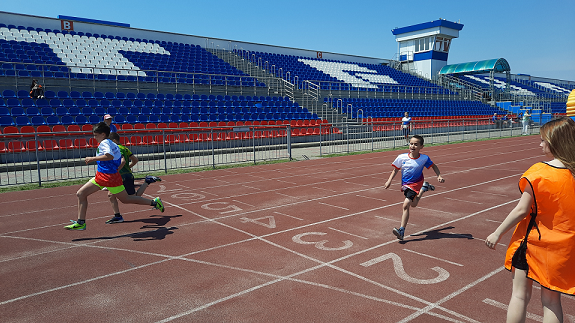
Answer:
[
  {"xmin": 540, "ymin": 287, "xmax": 563, "ymax": 323},
  {"xmin": 108, "ymin": 192, "xmax": 121, "ymax": 215},
  {"xmin": 507, "ymin": 269, "xmax": 533, "ymax": 323},
  {"xmin": 67, "ymin": 180, "xmax": 100, "ymax": 229},
  {"xmin": 135, "ymin": 176, "xmax": 161, "ymax": 196},
  {"xmin": 76, "ymin": 180, "xmax": 101, "ymax": 221},
  {"xmin": 135, "ymin": 182, "xmax": 149, "ymax": 196},
  {"xmin": 113, "ymin": 190, "xmax": 165, "ymax": 212},
  {"xmin": 400, "ymin": 198, "xmax": 411, "ymax": 228}
]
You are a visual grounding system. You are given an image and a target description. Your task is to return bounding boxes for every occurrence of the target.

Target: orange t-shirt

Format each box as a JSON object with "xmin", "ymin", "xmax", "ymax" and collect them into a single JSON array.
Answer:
[{"xmin": 505, "ymin": 162, "xmax": 575, "ymax": 295}]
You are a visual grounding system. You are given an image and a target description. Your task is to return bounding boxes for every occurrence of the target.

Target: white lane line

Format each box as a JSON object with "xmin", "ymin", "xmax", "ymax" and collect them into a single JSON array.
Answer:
[
  {"xmin": 232, "ymin": 200, "xmax": 255, "ymax": 207},
  {"xmin": 482, "ymin": 298, "xmax": 544, "ymax": 322},
  {"xmin": 317, "ymin": 202, "xmax": 349, "ymax": 210},
  {"xmin": 416, "ymin": 207, "xmax": 454, "ymax": 215},
  {"xmin": 273, "ymin": 212, "xmax": 303, "ymax": 221},
  {"xmin": 403, "ymin": 249, "xmax": 463, "ymax": 267},
  {"xmin": 356, "ymin": 194, "xmax": 386, "ymax": 202},
  {"xmin": 444, "ymin": 197, "xmax": 483, "ymax": 204},
  {"xmin": 485, "ymin": 219, "xmax": 502, "ymax": 223},
  {"xmin": 374, "ymin": 216, "xmax": 400, "ymax": 222},
  {"xmin": 312, "ymin": 186, "xmax": 338, "ymax": 192},
  {"xmin": 398, "ymin": 266, "xmax": 506, "ymax": 323},
  {"xmin": 328, "ymin": 227, "xmax": 368, "ymax": 240},
  {"xmin": 275, "ymin": 192, "xmax": 298, "ymax": 198},
  {"xmin": 470, "ymin": 190, "xmax": 508, "ymax": 197},
  {"xmin": 0, "ymin": 258, "xmax": 172, "ymax": 306},
  {"xmin": 241, "ymin": 185, "xmax": 261, "ymax": 190}
]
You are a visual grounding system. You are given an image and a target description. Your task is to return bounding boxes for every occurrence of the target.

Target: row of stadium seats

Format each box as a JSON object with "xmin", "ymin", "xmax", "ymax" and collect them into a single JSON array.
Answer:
[
  {"xmin": 0, "ymin": 120, "xmax": 337, "ymax": 153},
  {"xmin": 0, "ymin": 89, "xmax": 290, "ymax": 102}
]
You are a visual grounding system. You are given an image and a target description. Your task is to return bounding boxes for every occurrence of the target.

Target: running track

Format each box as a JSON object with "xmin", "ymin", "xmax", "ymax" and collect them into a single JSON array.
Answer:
[{"xmin": 1, "ymin": 136, "xmax": 574, "ymax": 322}]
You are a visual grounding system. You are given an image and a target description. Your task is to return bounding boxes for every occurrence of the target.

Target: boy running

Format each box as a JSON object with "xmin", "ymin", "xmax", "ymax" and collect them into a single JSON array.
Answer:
[
  {"xmin": 106, "ymin": 132, "xmax": 162, "ymax": 224},
  {"xmin": 384, "ymin": 135, "xmax": 444, "ymax": 240},
  {"xmin": 65, "ymin": 122, "xmax": 164, "ymax": 230}
]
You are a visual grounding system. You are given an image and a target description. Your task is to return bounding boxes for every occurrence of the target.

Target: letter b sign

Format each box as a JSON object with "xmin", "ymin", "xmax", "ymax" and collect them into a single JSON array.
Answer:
[{"xmin": 61, "ymin": 20, "xmax": 74, "ymax": 31}]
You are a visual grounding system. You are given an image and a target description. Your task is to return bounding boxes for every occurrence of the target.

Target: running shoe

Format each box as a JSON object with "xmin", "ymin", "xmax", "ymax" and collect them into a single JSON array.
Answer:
[
  {"xmin": 421, "ymin": 181, "xmax": 435, "ymax": 192},
  {"xmin": 105, "ymin": 216, "xmax": 124, "ymax": 224},
  {"xmin": 65, "ymin": 220, "xmax": 86, "ymax": 230},
  {"xmin": 392, "ymin": 227, "xmax": 404, "ymax": 241},
  {"xmin": 153, "ymin": 197, "xmax": 164, "ymax": 212},
  {"xmin": 145, "ymin": 176, "xmax": 162, "ymax": 184}
]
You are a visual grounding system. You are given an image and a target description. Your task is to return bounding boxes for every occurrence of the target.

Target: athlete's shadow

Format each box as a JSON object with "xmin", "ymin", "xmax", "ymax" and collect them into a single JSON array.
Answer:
[
  {"xmin": 72, "ymin": 226, "xmax": 178, "ymax": 242},
  {"xmin": 123, "ymin": 214, "xmax": 183, "ymax": 229},
  {"xmin": 400, "ymin": 226, "xmax": 473, "ymax": 244}
]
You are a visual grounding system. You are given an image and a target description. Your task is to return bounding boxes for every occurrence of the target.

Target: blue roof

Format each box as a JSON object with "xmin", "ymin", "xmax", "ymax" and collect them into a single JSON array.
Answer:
[{"xmin": 392, "ymin": 19, "xmax": 464, "ymax": 35}]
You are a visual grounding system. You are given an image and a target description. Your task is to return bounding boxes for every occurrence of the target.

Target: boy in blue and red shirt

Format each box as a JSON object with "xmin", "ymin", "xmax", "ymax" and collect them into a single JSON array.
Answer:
[
  {"xmin": 384, "ymin": 135, "xmax": 445, "ymax": 240},
  {"xmin": 65, "ymin": 122, "xmax": 164, "ymax": 230}
]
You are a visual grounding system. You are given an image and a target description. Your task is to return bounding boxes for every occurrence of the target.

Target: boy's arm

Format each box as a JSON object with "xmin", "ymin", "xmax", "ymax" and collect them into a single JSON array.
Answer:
[
  {"xmin": 431, "ymin": 164, "xmax": 445, "ymax": 183},
  {"xmin": 85, "ymin": 153, "xmax": 113, "ymax": 164},
  {"xmin": 118, "ymin": 156, "xmax": 126, "ymax": 171},
  {"xmin": 485, "ymin": 185, "xmax": 533, "ymax": 249},
  {"xmin": 128, "ymin": 155, "xmax": 138, "ymax": 169},
  {"xmin": 384, "ymin": 168, "xmax": 399, "ymax": 189}
]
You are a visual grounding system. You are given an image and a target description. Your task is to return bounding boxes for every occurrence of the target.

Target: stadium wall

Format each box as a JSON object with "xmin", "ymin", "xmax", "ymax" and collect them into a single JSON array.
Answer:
[{"xmin": 0, "ymin": 11, "xmax": 389, "ymax": 66}]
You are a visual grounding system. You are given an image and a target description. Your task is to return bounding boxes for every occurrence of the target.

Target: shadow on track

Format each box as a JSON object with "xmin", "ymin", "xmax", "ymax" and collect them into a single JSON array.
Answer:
[{"xmin": 400, "ymin": 226, "xmax": 473, "ymax": 244}]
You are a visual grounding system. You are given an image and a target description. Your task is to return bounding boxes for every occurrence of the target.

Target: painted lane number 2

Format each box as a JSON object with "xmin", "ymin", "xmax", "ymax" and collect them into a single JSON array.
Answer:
[{"xmin": 360, "ymin": 253, "xmax": 449, "ymax": 284}]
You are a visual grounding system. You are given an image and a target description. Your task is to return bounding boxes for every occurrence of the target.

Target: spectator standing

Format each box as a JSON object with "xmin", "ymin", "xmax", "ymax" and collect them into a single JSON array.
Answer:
[{"xmin": 104, "ymin": 114, "xmax": 118, "ymax": 133}]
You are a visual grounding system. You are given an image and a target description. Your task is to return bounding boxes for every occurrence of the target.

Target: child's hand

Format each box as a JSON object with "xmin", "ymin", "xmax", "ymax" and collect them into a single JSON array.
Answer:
[
  {"xmin": 437, "ymin": 175, "xmax": 445, "ymax": 183},
  {"xmin": 485, "ymin": 232, "xmax": 501, "ymax": 250},
  {"xmin": 85, "ymin": 157, "xmax": 94, "ymax": 164},
  {"xmin": 384, "ymin": 181, "xmax": 391, "ymax": 189}
]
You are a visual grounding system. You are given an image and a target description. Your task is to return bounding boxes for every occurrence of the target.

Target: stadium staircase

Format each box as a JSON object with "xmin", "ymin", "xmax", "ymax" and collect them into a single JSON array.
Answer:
[{"xmin": 207, "ymin": 48, "xmax": 352, "ymax": 125}]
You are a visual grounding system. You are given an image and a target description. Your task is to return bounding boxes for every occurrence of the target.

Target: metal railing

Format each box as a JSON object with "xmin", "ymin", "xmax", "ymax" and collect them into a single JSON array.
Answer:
[{"xmin": 0, "ymin": 117, "xmax": 545, "ymax": 187}]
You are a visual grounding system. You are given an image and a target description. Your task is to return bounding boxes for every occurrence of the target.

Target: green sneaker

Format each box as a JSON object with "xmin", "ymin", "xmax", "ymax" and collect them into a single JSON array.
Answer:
[
  {"xmin": 65, "ymin": 220, "xmax": 86, "ymax": 230},
  {"xmin": 153, "ymin": 197, "xmax": 164, "ymax": 212}
]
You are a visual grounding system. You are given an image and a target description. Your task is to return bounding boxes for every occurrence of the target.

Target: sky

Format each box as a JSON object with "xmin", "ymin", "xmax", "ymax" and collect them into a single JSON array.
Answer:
[{"xmin": 2, "ymin": 0, "xmax": 574, "ymax": 81}]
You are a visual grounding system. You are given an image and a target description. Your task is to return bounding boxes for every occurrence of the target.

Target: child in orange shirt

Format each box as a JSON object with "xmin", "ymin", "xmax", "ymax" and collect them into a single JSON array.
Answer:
[{"xmin": 486, "ymin": 117, "xmax": 575, "ymax": 322}]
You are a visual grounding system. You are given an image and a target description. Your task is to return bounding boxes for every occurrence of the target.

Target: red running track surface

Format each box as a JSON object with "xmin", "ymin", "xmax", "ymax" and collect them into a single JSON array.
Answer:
[{"xmin": 1, "ymin": 136, "xmax": 574, "ymax": 322}]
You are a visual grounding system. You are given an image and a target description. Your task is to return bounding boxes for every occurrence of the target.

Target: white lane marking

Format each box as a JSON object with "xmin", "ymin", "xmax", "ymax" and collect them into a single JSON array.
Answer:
[
  {"xmin": 273, "ymin": 211, "xmax": 303, "ymax": 221},
  {"xmin": 360, "ymin": 253, "xmax": 450, "ymax": 285},
  {"xmin": 444, "ymin": 197, "xmax": 483, "ymax": 204},
  {"xmin": 355, "ymin": 194, "xmax": 386, "ymax": 202},
  {"xmin": 232, "ymin": 200, "xmax": 255, "ymax": 207},
  {"xmin": 403, "ymin": 249, "xmax": 463, "ymax": 267},
  {"xmin": 482, "ymin": 298, "xmax": 544, "ymax": 322},
  {"xmin": 485, "ymin": 219, "xmax": 502, "ymax": 223},
  {"xmin": 328, "ymin": 227, "xmax": 368, "ymax": 240},
  {"xmin": 317, "ymin": 202, "xmax": 349, "ymax": 210},
  {"xmin": 398, "ymin": 267, "xmax": 506, "ymax": 323}
]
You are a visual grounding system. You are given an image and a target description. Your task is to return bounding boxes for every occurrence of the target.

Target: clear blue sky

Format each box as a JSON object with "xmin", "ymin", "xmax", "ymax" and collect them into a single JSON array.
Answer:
[{"xmin": 2, "ymin": 0, "xmax": 574, "ymax": 81}]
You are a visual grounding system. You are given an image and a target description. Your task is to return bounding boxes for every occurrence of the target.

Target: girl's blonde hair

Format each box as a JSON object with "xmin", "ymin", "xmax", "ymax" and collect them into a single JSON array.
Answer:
[{"xmin": 540, "ymin": 117, "xmax": 575, "ymax": 175}]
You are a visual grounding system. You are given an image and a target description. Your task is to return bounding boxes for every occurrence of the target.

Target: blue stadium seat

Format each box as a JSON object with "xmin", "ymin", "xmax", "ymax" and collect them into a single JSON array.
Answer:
[
  {"xmin": 46, "ymin": 116, "xmax": 60, "ymax": 125},
  {"xmin": 26, "ymin": 107, "xmax": 41, "ymax": 116},
  {"xmin": 75, "ymin": 115, "xmax": 89, "ymax": 125},
  {"xmin": 0, "ymin": 116, "xmax": 14, "ymax": 126},
  {"xmin": 61, "ymin": 115, "xmax": 74, "ymax": 124},
  {"xmin": 31, "ymin": 116, "xmax": 46, "ymax": 126},
  {"xmin": 89, "ymin": 115, "xmax": 100, "ymax": 124},
  {"xmin": 15, "ymin": 116, "xmax": 30, "ymax": 126}
]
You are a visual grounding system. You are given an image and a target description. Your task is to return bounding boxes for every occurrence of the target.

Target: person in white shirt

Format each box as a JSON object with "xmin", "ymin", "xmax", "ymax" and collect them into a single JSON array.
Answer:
[{"xmin": 401, "ymin": 112, "xmax": 412, "ymax": 145}]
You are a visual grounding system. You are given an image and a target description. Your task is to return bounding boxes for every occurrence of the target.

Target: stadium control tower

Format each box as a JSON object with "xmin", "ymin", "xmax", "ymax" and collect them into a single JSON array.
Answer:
[{"xmin": 392, "ymin": 19, "xmax": 464, "ymax": 80}]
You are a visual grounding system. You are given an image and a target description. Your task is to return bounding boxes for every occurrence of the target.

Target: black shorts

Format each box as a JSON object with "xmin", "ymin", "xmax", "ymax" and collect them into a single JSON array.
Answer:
[
  {"xmin": 121, "ymin": 173, "xmax": 136, "ymax": 195},
  {"xmin": 402, "ymin": 127, "xmax": 409, "ymax": 136},
  {"xmin": 403, "ymin": 188, "xmax": 417, "ymax": 201}
]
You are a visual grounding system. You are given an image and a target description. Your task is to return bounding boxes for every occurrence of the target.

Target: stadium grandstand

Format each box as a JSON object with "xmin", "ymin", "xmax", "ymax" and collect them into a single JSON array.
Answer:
[{"xmin": 0, "ymin": 11, "xmax": 573, "ymax": 186}]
